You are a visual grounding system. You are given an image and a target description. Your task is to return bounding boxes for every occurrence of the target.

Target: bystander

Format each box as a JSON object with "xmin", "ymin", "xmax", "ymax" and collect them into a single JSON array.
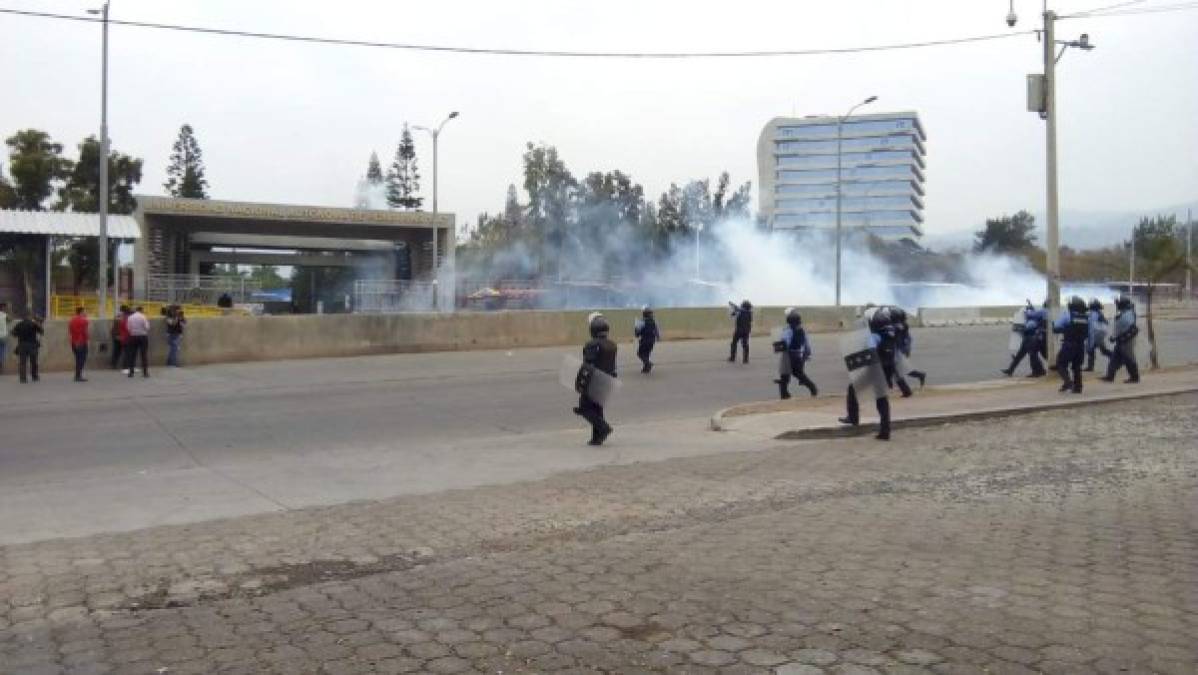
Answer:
[
  {"xmin": 124, "ymin": 306, "xmax": 150, "ymax": 378},
  {"xmin": 68, "ymin": 306, "xmax": 90, "ymax": 382}
]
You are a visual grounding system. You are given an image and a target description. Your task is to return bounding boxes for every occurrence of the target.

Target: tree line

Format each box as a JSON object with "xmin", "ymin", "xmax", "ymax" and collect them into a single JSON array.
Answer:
[{"xmin": 458, "ymin": 141, "xmax": 752, "ymax": 281}]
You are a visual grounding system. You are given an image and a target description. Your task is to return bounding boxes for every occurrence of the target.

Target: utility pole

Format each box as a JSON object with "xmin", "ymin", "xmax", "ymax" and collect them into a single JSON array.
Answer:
[
  {"xmin": 91, "ymin": 2, "xmax": 111, "ymax": 317},
  {"xmin": 1187, "ymin": 208, "xmax": 1192, "ymax": 300},
  {"xmin": 1042, "ymin": 8, "xmax": 1061, "ymax": 362},
  {"xmin": 1129, "ymin": 228, "xmax": 1135, "ymax": 293}
]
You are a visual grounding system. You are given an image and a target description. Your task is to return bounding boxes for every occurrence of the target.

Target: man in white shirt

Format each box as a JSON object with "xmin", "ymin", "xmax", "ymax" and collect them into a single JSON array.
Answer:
[{"xmin": 124, "ymin": 306, "xmax": 151, "ymax": 378}]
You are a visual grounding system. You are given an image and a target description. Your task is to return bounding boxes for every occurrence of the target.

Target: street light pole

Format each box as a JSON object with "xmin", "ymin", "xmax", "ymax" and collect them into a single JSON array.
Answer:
[
  {"xmin": 414, "ymin": 111, "xmax": 458, "ymax": 310},
  {"xmin": 834, "ymin": 95, "xmax": 877, "ymax": 307},
  {"xmin": 91, "ymin": 2, "xmax": 111, "ymax": 317}
]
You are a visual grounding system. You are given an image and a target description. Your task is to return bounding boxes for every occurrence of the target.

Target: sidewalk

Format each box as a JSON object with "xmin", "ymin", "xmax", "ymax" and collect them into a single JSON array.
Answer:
[{"xmin": 712, "ymin": 365, "xmax": 1198, "ymax": 439}]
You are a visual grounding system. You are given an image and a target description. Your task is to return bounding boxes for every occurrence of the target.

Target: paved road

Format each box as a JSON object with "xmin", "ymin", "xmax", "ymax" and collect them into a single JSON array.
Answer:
[
  {"xmin": 1, "ymin": 393, "xmax": 1194, "ymax": 674},
  {"xmin": 1, "ymin": 322, "xmax": 1196, "ymax": 543}
]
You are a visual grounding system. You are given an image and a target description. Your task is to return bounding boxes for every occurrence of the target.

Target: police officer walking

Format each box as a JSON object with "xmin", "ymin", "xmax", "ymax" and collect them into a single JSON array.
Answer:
[
  {"xmin": 1084, "ymin": 298, "xmax": 1112, "ymax": 372},
  {"xmin": 773, "ymin": 308, "xmax": 818, "ymax": 399},
  {"xmin": 728, "ymin": 300, "xmax": 752, "ymax": 364},
  {"xmin": 1052, "ymin": 296, "xmax": 1090, "ymax": 393},
  {"xmin": 633, "ymin": 306, "xmax": 660, "ymax": 374},
  {"xmin": 1101, "ymin": 294, "xmax": 1140, "ymax": 384},
  {"xmin": 839, "ymin": 306, "xmax": 894, "ymax": 441},
  {"xmin": 573, "ymin": 313, "xmax": 618, "ymax": 446},
  {"xmin": 1003, "ymin": 302, "xmax": 1048, "ymax": 377}
]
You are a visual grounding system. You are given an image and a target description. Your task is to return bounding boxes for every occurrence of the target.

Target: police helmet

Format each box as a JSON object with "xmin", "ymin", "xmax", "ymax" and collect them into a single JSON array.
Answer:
[
  {"xmin": 1088, "ymin": 298, "xmax": 1102, "ymax": 312},
  {"xmin": 740, "ymin": 299, "xmax": 752, "ymax": 311},
  {"xmin": 890, "ymin": 306, "xmax": 907, "ymax": 324},
  {"xmin": 1068, "ymin": 295, "xmax": 1086, "ymax": 313},
  {"xmin": 869, "ymin": 306, "xmax": 892, "ymax": 332},
  {"xmin": 1115, "ymin": 293, "xmax": 1132, "ymax": 310},
  {"xmin": 642, "ymin": 305, "xmax": 653, "ymax": 318},
  {"xmin": 785, "ymin": 307, "xmax": 802, "ymax": 326},
  {"xmin": 588, "ymin": 312, "xmax": 610, "ymax": 338}
]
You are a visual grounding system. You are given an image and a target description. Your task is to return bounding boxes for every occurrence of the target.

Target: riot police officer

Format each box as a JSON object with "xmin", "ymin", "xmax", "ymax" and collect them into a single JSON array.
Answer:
[
  {"xmin": 1052, "ymin": 295, "xmax": 1090, "ymax": 393},
  {"xmin": 573, "ymin": 312, "xmax": 618, "ymax": 445},
  {"xmin": 773, "ymin": 308, "xmax": 818, "ymax": 399},
  {"xmin": 1003, "ymin": 302, "xmax": 1048, "ymax": 377},
  {"xmin": 633, "ymin": 306, "xmax": 661, "ymax": 373},
  {"xmin": 839, "ymin": 306, "xmax": 893, "ymax": 441},
  {"xmin": 1101, "ymin": 294, "xmax": 1140, "ymax": 384},
  {"xmin": 728, "ymin": 300, "xmax": 752, "ymax": 364},
  {"xmin": 1084, "ymin": 298, "xmax": 1112, "ymax": 372}
]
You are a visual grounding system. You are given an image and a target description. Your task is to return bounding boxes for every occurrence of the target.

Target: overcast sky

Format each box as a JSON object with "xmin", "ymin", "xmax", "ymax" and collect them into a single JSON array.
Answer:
[{"xmin": 2, "ymin": 0, "xmax": 1196, "ymax": 242}]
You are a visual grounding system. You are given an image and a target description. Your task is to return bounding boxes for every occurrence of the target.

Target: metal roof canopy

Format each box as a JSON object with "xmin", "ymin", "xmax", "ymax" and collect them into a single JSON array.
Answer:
[{"xmin": 0, "ymin": 209, "xmax": 141, "ymax": 239}]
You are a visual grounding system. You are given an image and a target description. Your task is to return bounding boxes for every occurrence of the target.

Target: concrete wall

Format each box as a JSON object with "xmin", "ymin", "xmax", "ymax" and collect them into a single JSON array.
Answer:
[{"xmin": 18, "ymin": 306, "xmax": 861, "ymax": 372}]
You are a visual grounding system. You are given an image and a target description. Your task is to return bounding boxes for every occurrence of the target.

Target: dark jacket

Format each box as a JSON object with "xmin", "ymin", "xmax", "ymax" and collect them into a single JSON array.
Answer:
[
  {"xmin": 635, "ymin": 316, "xmax": 660, "ymax": 344},
  {"xmin": 11, "ymin": 319, "xmax": 43, "ymax": 353},
  {"xmin": 733, "ymin": 308, "xmax": 752, "ymax": 335},
  {"xmin": 583, "ymin": 337, "xmax": 618, "ymax": 377},
  {"xmin": 166, "ymin": 316, "xmax": 186, "ymax": 336}
]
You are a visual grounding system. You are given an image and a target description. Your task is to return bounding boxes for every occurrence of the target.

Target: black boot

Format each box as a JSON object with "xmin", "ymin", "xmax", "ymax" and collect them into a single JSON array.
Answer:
[{"xmin": 806, "ymin": 382, "xmax": 818, "ymax": 397}]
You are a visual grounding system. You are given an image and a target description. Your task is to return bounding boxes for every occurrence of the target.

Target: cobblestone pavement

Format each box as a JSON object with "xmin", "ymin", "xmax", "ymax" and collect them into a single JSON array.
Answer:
[{"xmin": 2, "ymin": 394, "xmax": 1196, "ymax": 674}]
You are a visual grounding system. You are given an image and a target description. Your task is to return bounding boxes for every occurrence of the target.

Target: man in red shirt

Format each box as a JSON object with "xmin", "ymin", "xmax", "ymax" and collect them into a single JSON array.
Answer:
[{"xmin": 68, "ymin": 306, "xmax": 90, "ymax": 382}]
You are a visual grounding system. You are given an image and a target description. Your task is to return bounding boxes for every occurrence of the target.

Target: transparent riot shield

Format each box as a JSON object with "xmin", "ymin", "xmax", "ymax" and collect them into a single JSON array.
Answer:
[
  {"xmin": 840, "ymin": 327, "xmax": 888, "ymax": 400},
  {"xmin": 771, "ymin": 326, "xmax": 791, "ymax": 377},
  {"xmin": 559, "ymin": 354, "xmax": 620, "ymax": 407},
  {"xmin": 1009, "ymin": 308, "xmax": 1026, "ymax": 354},
  {"xmin": 1112, "ymin": 310, "xmax": 1139, "ymax": 361}
]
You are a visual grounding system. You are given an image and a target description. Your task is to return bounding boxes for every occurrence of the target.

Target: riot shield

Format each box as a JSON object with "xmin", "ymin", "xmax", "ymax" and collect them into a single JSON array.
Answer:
[
  {"xmin": 1009, "ymin": 308, "xmax": 1025, "ymax": 354},
  {"xmin": 559, "ymin": 354, "xmax": 620, "ymax": 407},
  {"xmin": 840, "ymin": 328, "xmax": 888, "ymax": 400}
]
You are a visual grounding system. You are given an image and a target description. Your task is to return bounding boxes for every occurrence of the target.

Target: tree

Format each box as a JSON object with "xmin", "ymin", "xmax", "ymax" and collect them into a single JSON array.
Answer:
[
  {"xmin": 56, "ymin": 136, "xmax": 143, "ymax": 214},
  {"xmin": 503, "ymin": 184, "xmax": 522, "ymax": 226},
  {"xmin": 386, "ymin": 125, "xmax": 422, "ymax": 210},
  {"xmin": 366, "ymin": 152, "xmax": 384, "ymax": 186},
  {"xmin": 5, "ymin": 129, "xmax": 71, "ymax": 210},
  {"xmin": 0, "ymin": 167, "xmax": 17, "ymax": 209},
  {"xmin": 1130, "ymin": 214, "xmax": 1194, "ymax": 370},
  {"xmin": 522, "ymin": 143, "xmax": 575, "ymax": 275},
  {"xmin": 974, "ymin": 211, "xmax": 1037, "ymax": 254},
  {"xmin": 164, "ymin": 124, "xmax": 209, "ymax": 198}
]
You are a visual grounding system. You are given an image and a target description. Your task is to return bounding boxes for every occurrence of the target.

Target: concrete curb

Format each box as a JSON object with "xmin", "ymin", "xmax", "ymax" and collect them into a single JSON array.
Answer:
[{"xmin": 710, "ymin": 383, "xmax": 1198, "ymax": 438}]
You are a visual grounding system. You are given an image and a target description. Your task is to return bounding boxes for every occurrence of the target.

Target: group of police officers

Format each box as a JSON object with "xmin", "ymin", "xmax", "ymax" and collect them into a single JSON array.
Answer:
[{"xmin": 569, "ymin": 294, "xmax": 1141, "ymax": 446}]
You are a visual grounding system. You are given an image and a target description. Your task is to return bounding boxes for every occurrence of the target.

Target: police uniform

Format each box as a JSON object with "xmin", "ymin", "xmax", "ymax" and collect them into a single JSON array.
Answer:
[
  {"xmin": 1053, "ymin": 297, "xmax": 1090, "ymax": 393},
  {"xmin": 575, "ymin": 315, "xmax": 617, "ymax": 445}
]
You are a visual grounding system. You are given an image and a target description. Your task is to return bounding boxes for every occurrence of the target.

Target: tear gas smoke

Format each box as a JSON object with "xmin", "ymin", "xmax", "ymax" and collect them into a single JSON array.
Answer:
[{"xmin": 460, "ymin": 217, "xmax": 1058, "ymax": 310}]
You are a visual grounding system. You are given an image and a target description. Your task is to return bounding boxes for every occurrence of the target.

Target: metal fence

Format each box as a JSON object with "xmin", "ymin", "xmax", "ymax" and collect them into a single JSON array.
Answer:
[
  {"xmin": 146, "ymin": 274, "xmax": 263, "ymax": 305},
  {"xmin": 353, "ymin": 279, "xmax": 437, "ymax": 313}
]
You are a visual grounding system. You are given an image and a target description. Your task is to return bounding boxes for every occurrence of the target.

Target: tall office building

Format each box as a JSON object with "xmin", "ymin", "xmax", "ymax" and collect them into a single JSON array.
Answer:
[{"xmin": 756, "ymin": 111, "xmax": 926, "ymax": 238}]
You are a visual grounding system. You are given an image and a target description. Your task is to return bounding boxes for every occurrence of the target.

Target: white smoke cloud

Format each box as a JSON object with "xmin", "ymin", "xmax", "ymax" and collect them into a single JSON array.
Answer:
[{"xmin": 463, "ymin": 217, "xmax": 1061, "ymax": 310}]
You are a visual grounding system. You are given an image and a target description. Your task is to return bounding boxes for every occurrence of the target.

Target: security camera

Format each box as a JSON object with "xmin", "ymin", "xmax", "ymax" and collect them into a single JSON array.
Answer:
[{"xmin": 1006, "ymin": 9, "xmax": 1018, "ymax": 27}]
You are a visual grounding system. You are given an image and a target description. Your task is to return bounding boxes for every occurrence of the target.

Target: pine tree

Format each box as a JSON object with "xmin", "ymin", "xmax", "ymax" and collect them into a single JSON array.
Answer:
[
  {"xmin": 164, "ymin": 124, "xmax": 209, "ymax": 199},
  {"xmin": 385, "ymin": 125, "xmax": 422, "ymax": 210},
  {"xmin": 366, "ymin": 152, "xmax": 384, "ymax": 186}
]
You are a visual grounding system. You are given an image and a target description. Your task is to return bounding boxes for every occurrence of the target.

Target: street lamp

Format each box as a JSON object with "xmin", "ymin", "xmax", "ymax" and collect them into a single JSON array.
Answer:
[
  {"xmin": 87, "ymin": 2, "xmax": 111, "ymax": 317},
  {"xmin": 834, "ymin": 95, "xmax": 877, "ymax": 307},
  {"xmin": 413, "ymin": 111, "xmax": 459, "ymax": 310}
]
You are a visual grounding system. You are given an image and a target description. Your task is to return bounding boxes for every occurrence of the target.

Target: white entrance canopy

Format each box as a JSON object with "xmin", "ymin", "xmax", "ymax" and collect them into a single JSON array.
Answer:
[{"xmin": 0, "ymin": 210, "xmax": 141, "ymax": 239}]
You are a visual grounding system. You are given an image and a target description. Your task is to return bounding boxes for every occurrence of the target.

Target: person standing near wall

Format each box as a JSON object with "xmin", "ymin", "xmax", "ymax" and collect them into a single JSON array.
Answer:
[
  {"xmin": 165, "ymin": 305, "xmax": 186, "ymax": 367},
  {"xmin": 111, "ymin": 305, "xmax": 130, "ymax": 370},
  {"xmin": 11, "ymin": 311, "xmax": 44, "ymax": 383},
  {"xmin": 0, "ymin": 301, "xmax": 9, "ymax": 375},
  {"xmin": 124, "ymin": 306, "xmax": 150, "ymax": 378},
  {"xmin": 68, "ymin": 306, "xmax": 90, "ymax": 382}
]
